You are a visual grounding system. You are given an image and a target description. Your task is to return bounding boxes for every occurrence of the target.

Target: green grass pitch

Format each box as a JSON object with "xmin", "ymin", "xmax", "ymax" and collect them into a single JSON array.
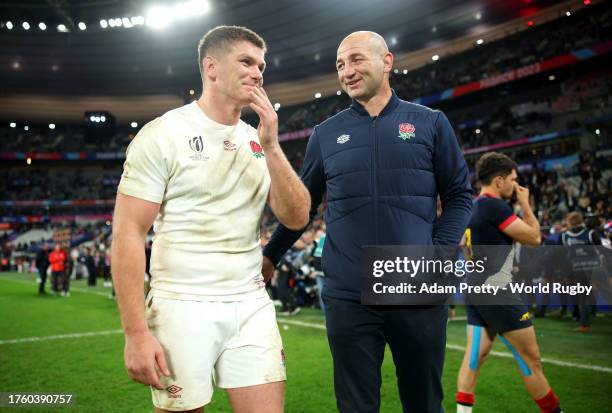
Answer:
[{"xmin": 1, "ymin": 272, "xmax": 611, "ymax": 412}]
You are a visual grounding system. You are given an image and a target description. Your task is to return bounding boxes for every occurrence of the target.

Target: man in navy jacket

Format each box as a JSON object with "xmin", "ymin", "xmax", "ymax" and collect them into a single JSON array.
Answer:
[{"xmin": 263, "ymin": 31, "xmax": 472, "ymax": 412}]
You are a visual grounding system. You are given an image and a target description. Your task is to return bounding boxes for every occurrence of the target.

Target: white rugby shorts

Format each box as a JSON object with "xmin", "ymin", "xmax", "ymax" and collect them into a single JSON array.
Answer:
[{"xmin": 146, "ymin": 293, "xmax": 286, "ymax": 411}]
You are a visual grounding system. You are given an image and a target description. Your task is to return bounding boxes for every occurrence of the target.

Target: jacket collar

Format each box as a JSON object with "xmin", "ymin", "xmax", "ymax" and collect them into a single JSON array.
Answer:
[{"xmin": 350, "ymin": 89, "xmax": 400, "ymax": 117}]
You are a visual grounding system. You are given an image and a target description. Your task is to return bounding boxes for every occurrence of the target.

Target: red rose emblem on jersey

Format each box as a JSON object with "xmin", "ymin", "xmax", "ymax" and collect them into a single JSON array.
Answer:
[
  {"xmin": 250, "ymin": 140, "xmax": 265, "ymax": 158},
  {"xmin": 398, "ymin": 123, "xmax": 416, "ymax": 140}
]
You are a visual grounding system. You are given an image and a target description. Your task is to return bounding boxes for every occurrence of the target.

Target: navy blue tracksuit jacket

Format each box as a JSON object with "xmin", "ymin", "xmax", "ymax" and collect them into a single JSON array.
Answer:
[{"xmin": 264, "ymin": 90, "xmax": 472, "ymax": 302}]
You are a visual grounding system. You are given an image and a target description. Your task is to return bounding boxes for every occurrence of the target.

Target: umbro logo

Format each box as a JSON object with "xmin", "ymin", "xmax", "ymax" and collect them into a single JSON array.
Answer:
[
  {"xmin": 224, "ymin": 140, "xmax": 237, "ymax": 151},
  {"xmin": 167, "ymin": 384, "xmax": 183, "ymax": 399},
  {"xmin": 337, "ymin": 134, "xmax": 350, "ymax": 144},
  {"xmin": 167, "ymin": 385, "xmax": 183, "ymax": 394}
]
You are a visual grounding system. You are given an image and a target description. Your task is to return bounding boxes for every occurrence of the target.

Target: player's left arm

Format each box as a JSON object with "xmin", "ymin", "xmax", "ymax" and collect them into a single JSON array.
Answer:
[
  {"xmin": 432, "ymin": 111, "xmax": 473, "ymax": 245},
  {"xmin": 249, "ymin": 86, "xmax": 311, "ymax": 230}
]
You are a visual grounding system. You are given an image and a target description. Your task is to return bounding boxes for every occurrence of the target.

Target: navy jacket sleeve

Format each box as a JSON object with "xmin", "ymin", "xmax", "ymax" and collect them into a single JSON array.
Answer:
[
  {"xmin": 263, "ymin": 127, "xmax": 326, "ymax": 266},
  {"xmin": 432, "ymin": 111, "xmax": 473, "ymax": 245}
]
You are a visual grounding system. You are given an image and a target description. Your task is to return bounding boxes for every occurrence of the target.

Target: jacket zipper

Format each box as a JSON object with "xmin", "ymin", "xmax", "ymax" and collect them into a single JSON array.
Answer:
[{"xmin": 371, "ymin": 116, "xmax": 379, "ymax": 244}]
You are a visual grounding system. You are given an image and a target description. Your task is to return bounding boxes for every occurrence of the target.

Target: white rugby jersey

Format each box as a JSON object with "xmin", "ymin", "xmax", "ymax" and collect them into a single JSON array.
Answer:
[{"xmin": 118, "ymin": 101, "xmax": 270, "ymax": 300}]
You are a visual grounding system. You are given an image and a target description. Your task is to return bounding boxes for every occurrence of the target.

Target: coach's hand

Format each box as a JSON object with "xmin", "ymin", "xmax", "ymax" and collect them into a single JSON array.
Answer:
[
  {"xmin": 262, "ymin": 255, "xmax": 275, "ymax": 283},
  {"xmin": 248, "ymin": 86, "xmax": 279, "ymax": 151},
  {"xmin": 124, "ymin": 331, "xmax": 171, "ymax": 390}
]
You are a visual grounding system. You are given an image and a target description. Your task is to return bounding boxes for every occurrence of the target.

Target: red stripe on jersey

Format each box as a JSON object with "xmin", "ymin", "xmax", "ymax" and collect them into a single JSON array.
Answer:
[
  {"xmin": 480, "ymin": 192, "xmax": 499, "ymax": 199},
  {"xmin": 498, "ymin": 214, "xmax": 518, "ymax": 230}
]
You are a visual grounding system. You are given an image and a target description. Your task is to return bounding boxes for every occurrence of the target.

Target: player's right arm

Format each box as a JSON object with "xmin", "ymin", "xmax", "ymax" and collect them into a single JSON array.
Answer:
[
  {"xmin": 111, "ymin": 194, "xmax": 170, "ymax": 389},
  {"xmin": 502, "ymin": 184, "xmax": 541, "ymax": 246},
  {"xmin": 111, "ymin": 118, "xmax": 173, "ymax": 389}
]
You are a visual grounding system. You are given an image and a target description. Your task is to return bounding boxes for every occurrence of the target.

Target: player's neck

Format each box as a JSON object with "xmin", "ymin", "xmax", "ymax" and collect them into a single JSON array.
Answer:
[
  {"xmin": 198, "ymin": 91, "xmax": 241, "ymax": 126},
  {"xmin": 479, "ymin": 186, "xmax": 501, "ymax": 198}
]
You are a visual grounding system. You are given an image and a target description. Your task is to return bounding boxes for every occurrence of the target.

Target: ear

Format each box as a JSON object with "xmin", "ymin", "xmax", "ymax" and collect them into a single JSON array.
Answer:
[
  {"xmin": 203, "ymin": 55, "xmax": 217, "ymax": 81},
  {"xmin": 382, "ymin": 52, "xmax": 394, "ymax": 74}
]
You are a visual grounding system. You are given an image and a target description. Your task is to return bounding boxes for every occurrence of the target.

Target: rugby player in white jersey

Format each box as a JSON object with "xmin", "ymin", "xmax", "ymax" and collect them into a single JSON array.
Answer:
[{"xmin": 111, "ymin": 26, "xmax": 310, "ymax": 413}]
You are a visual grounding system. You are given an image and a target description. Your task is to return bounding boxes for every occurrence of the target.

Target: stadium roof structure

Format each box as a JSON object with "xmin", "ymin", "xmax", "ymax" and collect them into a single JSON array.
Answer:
[{"xmin": 0, "ymin": 0, "xmax": 588, "ymax": 121}]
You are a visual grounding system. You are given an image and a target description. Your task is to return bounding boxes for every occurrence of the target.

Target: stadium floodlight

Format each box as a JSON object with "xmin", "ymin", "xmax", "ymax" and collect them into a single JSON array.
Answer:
[
  {"xmin": 39, "ymin": 22, "xmax": 47, "ymax": 31},
  {"xmin": 100, "ymin": 19, "xmax": 108, "ymax": 28},
  {"xmin": 132, "ymin": 16, "xmax": 145, "ymax": 26},
  {"xmin": 114, "ymin": 18, "xmax": 123, "ymax": 27},
  {"xmin": 431, "ymin": 26, "xmax": 437, "ymax": 33},
  {"xmin": 403, "ymin": 69, "xmax": 408, "ymax": 74},
  {"xmin": 595, "ymin": 129, "xmax": 600, "ymax": 135},
  {"xmin": 390, "ymin": 36, "xmax": 397, "ymax": 46},
  {"xmin": 566, "ymin": 11, "xmax": 571, "ymax": 17},
  {"xmin": 122, "ymin": 17, "xmax": 133, "ymax": 28},
  {"xmin": 22, "ymin": 22, "xmax": 31, "ymax": 30},
  {"xmin": 189, "ymin": 89, "xmax": 195, "ymax": 95},
  {"xmin": 26, "ymin": 157, "xmax": 32, "ymax": 165},
  {"xmin": 274, "ymin": 103, "xmax": 281, "ymax": 111},
  {"xmin": 146, "ymin": 6, "xmax": 172, "ymax": 29},
  {"xmin": 100, "ymin": 115, "xmax": 106, "ymax": 122},
  {"xmin": 108, "ymin": 19, "xmax": 116, "ymax": 27},
  {"xmin": 432, "ymin": 54, "xmax": 440, "ymax": 61},
  {"xmin": 49, "ymin": 123, "xmax": 56, "ymax": 129},
  {"xmin": 90, "ymin": 115, "xmax": 96, "ymax": 122},
  {"xmin": 475, "ymin": 12, "xmax": 482, "ymax": 20},
  {"xmin": 24, "ymin": 126, "xmax": 29, "ymax": 131},
  {"xmin": 476, "ymin": 38, "xmax": 484, "ymax": 45},
  {"xmin": 6, "ymin": 21, "xmax": 13, "ymax": 30},
  {"xmin": 475, "ymin": 129, "xmax": 481, "ymax": 134},
  {"xmin": 9, "ymin": 122, "xmax": 16, "ymax": 128},
  {"xmin": 12, "ymin": 61, "xmax": 20, "ymax": 70},
  {"xmin": 314, "ymin": 92, "xmax": 322, "ymax": 99},
  {"xmin": 393, "ymin": 69, "xmax": 398, "ymax": 74},
  {"xmin": 57, "ymin": 24, "xmax": 68, "ymax": 32},
  {"xmin": 336, "ymin": 90, "xmax": 342, "ymax": 95},
  {"xmin": 178, "ymin": 0, "xmax": 210, "ymax": 17},
  {"xmin": 78, "ymin": 22, "xmax": 86, "ymax": 30},
  {"xmin": 131, "ymin": 122, "xmax": 138, "ymax": 128}
]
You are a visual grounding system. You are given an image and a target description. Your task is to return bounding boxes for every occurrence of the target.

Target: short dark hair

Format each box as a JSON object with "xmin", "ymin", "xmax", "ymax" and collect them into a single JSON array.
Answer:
[
  {"xmin": 476, "ymin": 152, "xmax": 517, "ymax": 185},
  {"xmin": 197, "ymin": 25, "xmax": 266, "ymax": 77},
  {"xmin": 566, "ymin": 211, "xmax": 584, "ymax": 227}
]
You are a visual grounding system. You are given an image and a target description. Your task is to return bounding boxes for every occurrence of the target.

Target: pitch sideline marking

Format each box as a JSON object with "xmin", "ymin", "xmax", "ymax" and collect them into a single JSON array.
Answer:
[
  {"xmin": 0, "ymin": 330, "xmax": 123, "ymax": 345},
  {"xmin": 0, "ymin": 275, "xmax": 110, "ymax": 297},
  {"xmin": 1, "ymin": 277, "xmax": 610, "ymax": 374}
]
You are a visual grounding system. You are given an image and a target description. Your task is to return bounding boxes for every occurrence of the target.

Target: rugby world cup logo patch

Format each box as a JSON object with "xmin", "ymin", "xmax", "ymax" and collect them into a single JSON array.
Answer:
[
  {"xmin": 189, "ymin": 136, "xmax": 204, "ymax": 153},
  {"xmin": 398, "ymin": 123, "xmax": 416, "ymax": 140},
  {"xmin": 250, "ymin": 140, "xmax": 265, "ymax": 158},
  {"xmin": 188, "ymin": 136, "xmax": 209, "ymax": 161}
]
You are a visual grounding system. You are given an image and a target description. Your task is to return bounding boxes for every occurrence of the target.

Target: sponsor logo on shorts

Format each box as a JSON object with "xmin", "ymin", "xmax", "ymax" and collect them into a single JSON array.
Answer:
[
  {"xmin": 224, "ymin": 140, "xmax": 237, "ymax": 151},
  {"xmin": 398, "ymin": 123, "xmax": 416, "ymax": 140},
  {"xmin": 519, "ymin": 312, "xmax": 531, "ymax": 322},
  {"xmin": 166, "ymin": 385, "xmax": 183, "ymax": 398},
  {"xmin": 337, "ymin": 134, "xmax": 350, "ymax": 144}
]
